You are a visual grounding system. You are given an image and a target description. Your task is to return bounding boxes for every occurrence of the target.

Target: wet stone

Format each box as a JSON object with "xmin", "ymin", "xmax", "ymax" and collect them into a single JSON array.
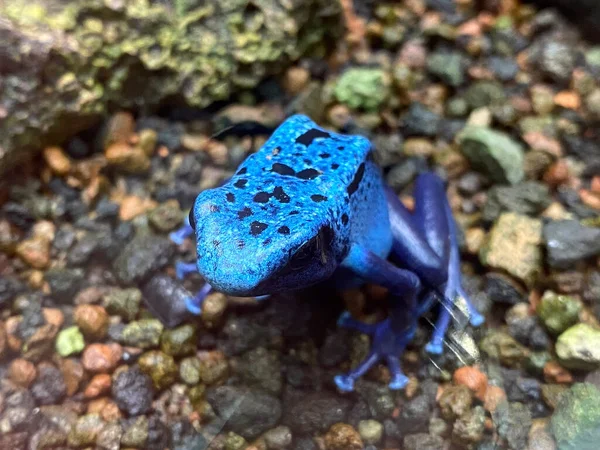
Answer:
[
  {"xmin": 103, "ymin": 287, "xmax": 142, "ymax": 322},
  {"xmin": 480, "ymin": 330, "xmax": 530, "ymax": 367},
  {"xmin": 236, "ymin": 347, "xmax": 282, "ymax": 395},
  {"xmin": 44, "ymin": 268, "xmax": 86, "ymax": 303},
  {"xmin": 402, "ymin": 103, "xmax": 441, "ymax": 137},
  {"xmin": 324, "ymin": 423, "xmax": 363, "ymax": 450},
  {"xmin": 543, "ymin": 220, "xmax": 600, "ymax": 269},
  {"xmin": 485, "ymin": 272, "xmax": 526, "ymax": 305},
  {"xmin": 551, "ymin": 383, "xmax": 600, "ymax": 450},
  {"xmin": 355, "ymin": 381, "xmax": 396, "ymax": 420},
  {"xmin": 142, "ymin": 275, "xmax": 194, "ymax": 328},
  {"xmin": 537, "ymin": 291, "xmax": 582, "ymax": 336},
  {"xmin": 284, "ymin": 391, "xmax": 352, "ymax": 435},
  {"xmin": 121, "ymin": 319, "xmax": 164, "ymax": 349},
  {"xmin": 403, "ymin": 432, "xmax": 444, "ymax": 450},
  {"xmin": 263, "ymin": 425, "xmax": 292, "ymax": 450},
  {"xmin": 111, "ymin": 367, "xmax": 154, "ymax": 416},
  {"xmin": 452, "ymin": 405, "xmax": 485, "ymax": 446},
  {"xmin": 206, "ymin": 385, "xmax": 282, "ymax": 440},
  {"xmin": 555, "ymin": 324, "xmax": 600, "ymax": 370},
  {"xmin": 138, "ymin": 350, "xmax": 178, "ymax": 390},
  {"xmin": 113, "ymin": 234, "xmax": 175, "ymax": 285},
  {"xmin": 358, "ymin": 419, "xmax": 383, "ymax": 445},
  {"xmin": 496, "ymin": 402, "xmax": 532, "ymax": 450},
  {"xmin": 179, "ymin": 357, "xmax": 201, "ymax": 385},
  {"xmin": 121, "ymin": 415, "xmax": 148, "ymax": 448},
  {"xmin": 74, "ymin": 304, "xmax": 109, "ymax": 340},
  {"xmin": 438, "ymin": 385, "xmax": 473, "ymax": 420},
  {"xmin": 160, "ymin": 324, "xmax": 197, "ymax": 357},
  {"xmin": 55, "ymin": 326, "xmax": 85, "ymax": 357},
  {"xmin": 68, "ymin": 414, "xmax": 105, "ymax": 447},
  {"xmin": 397, "ymin": 394, "xmax": 432, "ymax": 434}
]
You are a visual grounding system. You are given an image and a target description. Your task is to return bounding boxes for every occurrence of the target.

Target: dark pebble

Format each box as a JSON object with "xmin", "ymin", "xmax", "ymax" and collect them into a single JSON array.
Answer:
[
  {"xmin": 293, "ymin": 437, "xmax": 318, "ymax": 450},
  {"xmin": 1, "ymin": 202, "xmax": 35, "ymax": 230},
  {"xmin": 347, "ymin": 400, "xmax": 372, "ymax": 427},
  {"xmin": 397, "ymin": 394, "xmax": 432, "ymax": 435},
  {"xmin": 111, "ymin": 367, "xmax": 154, "ymax": 416},
  {"xmin": 385, "ymin": 157, "xmax": 427, "ymax": 191},
  {"xmin": 205, "ymin": 385, "xmax": 282, "ymax": 439},
  {"xmin": 488, "ymin": 56, "xmax": 519, "ymax": 81},
  {"xmin": 403, "ymin": 432, "xmax": 444, "ymax": 450},
  {"xmin": 485, "ymin": 272, "xmax": 526, "ymax": 305},
  {"xmin": 401, "ymin": 103, "xmax": 441, "ymax": 137},
  {"xmin": 355, "ymin": 381, "xmax": 396, "ymax": 420},
  {"xmin": 0, "ymin": 432, "xmax": 28, "ymax": 450},
  {"xmin": 318, "ymin": 329, "xmax": 351, "ymax": 368},
  {"xmin": 146, "ymin": 415, "xmax": 170, "ymax": 450},
  {"xmin": 0, "ymin": 275, "xmax": 26, "ymax": 308},
  {"xmin": 44, "ymin": 268, "xmax": 86, "ymax": 303},
  {"xmin": 562, "ymin": 136, "xmax": 600, "ymax": 177},
  {"xmin": 67, "ymin": 232, "xmax": 106, "ymax": 266},
  {"xmin": 47, "ymin": 179, "xmax": 79, "ymax": 202},
  {"xmin": 113, "ymin": 234, "xmax": 175, "ymax": 285},
  {"xmin": 543, "ymin": 220, "xmax": 600, "ymax": 269},
  {"xmin": 142, "ymin": 274, "xmax": 195, "ymax": 328},
  {"xmin": 236, "ymin": 347, "xmax": 283, "ymax": 395},
  {"xmin": 283, "ymin": 391, "xmax": 352, "ymax": 435},
  {"xmin": 30, "ymin": 365, "xmax": 67, "ymax": 406},
  {"xmin": 482, "ymin": 181, "xmax": 551, "ymax": 223},
  {"xmin": 557, "ymin": 186, "xmax": 599, "ymax": 219},
  {"xmin": 496, "ymin": 401, "xmax": 532, "ymax": 450},
  {"xmin": 16, "ymin": 300, "xmax": 46, "ymax": 341},
  {"xmin": 52, "ymin": 225, "xmax": 76, "ymax": 252},
  {"xmin": 529, "ymin": 324, "xmax": 552, "ymax": 350},
  {"xmin": 170, "ymin": 419, "xmax": 208, "ymax": 450},
  {"xmin": 65, "ymin": 136, "xmax": 92, "ymax": 159},
  {"xmin": 457, "ymin": 172, "xmax": 486, "ymax": 196},
  {"xmin": 95, "ymin": 197, "xmax": 120, "ymax": 221}
]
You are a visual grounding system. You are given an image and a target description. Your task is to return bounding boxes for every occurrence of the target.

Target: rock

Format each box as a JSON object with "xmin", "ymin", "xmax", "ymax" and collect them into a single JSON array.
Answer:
[
  {"xmin": 528, "ymin": 419, "xmax": 557, "ymax": 450},
  {"xmin": 555, "ymin": 324, "xmax": 600, "ymax": 370},
  {"xmin": 452, "ymin": 405, "xmax": 485, "ymax": 446},
  {"xmin": 160, "ymin": 324, "xmax": 196, "ymax": 357},
  {"xmin": 464, "ymin": 81, "xmax": 507, "ymax": 110},
  {"xmin": 198, "ymin": 352, "xmax": 229, "ymax": 385},
  {"xmin": 179, "ymin": 357, "xmax": 201, "ymax": 386},
  {"xmin": 480, "ymin": 330, "xmax": 529, "ymax": 367},
  {"xmin": 496, "ymin": 402, "xmax": 532, "ymax": 450},
  {"xmin": 68, "ymin": 414, "xmax": 105, "ymax": 447},
  {"xmin": 82, "ymin": 343, "xmax": 123, "ymax": 373},
  {"xmin": 15, "ymin": 234, "xmax": 51, "ymax": 269},
  {"xmin": 236, "ymin": 347, "xmax": 282, "ymax": 395},
  {"xmin": 488, "ymin": 56, "xmax": 519, "ymax": 81},
  {"xmin": 121, "ymin": 319, "xmax": 164, "ymax": 349},
  {"xmin": 206, "ymin": 385, "xmax": 282, "ymax": 440},
  {"xmin": 334, "ymin": 68, "xmax": 391, "ymax": 111},
  {"xmin": 84, "ymin": 374, "xmax": 111, "ymax": 398},
  {"xmin": 8, "ymin": 358, "xmax": 37, "ymax": 388},
  {"xmin": 324, "ymin": 423, "xmax": 363, "ymax": 450},
  {"xmin": 537, "ymin": 291, "xmax": 582, "ymax": 336},
  {"xmin": 536, "ymin": 40, "xmax": 576, "ymax": 83},
  {"xmin": 44, "ymin": 268, "xmax": 86, "ymax": 302},
  {"xmin": 112, "ymin": 367, "xmax": 154, "ymax": 416},
  {"xmin": 97, "ymin": 422, "xmax": 123, "ymax": 450},
  {"xmin": 284, "ymin": 392, "xmax": 352, "ymax": 435},
  {"xmin": 453, "ymin": 366, "xmax": 488, "ymax": 400},
  {"xmin": 551, "ymin": 383, "xmax": 600, "ymax": 450},
  {"xmin": 148, "ymin": 200, "xmax": 182, "ymax": 232},
  {"xmin": 458, "ymin": 126, "xmax": 524, "ymax": 184},
  {"xmin": 142, "ymin": 275, "xmax": 196, "ymax": 328},
  {"xmin": 263, "ymin": 426, "xmax": 293, "ymax": 450},
  {"xmin": 103, "ymin": 288, "xmax": 141, "ymax": 322},
  {"xmin": 482, "ymin": 182, "xmax": 552, "ymax": 223},
  {"xmin": 397, "ymin": 393, "xmax": 433, "ymax": 434},
  {"xmin": 485, "ymin": 273, "xmax": 526, "ymax": 305},
  {"xmin": 403, "ymin": 433, "xmax": 444, "ymax": 450},
  {"xmin": 0, "ymin": 0, "xmax": 341, "ymax": 176},
  {"xmin": 121, "ymin": 415, "xmax": 148, "ymax": 448},
  {"xmin": 542, "ymin": 384, "xmax": 568, "ymax": 410},
  {"xmin": 112, "ymin": 234, "xmax": 175, "ymax": 285},
  {"xmin": 438, "ymin": 385, "xmax": 473, "ymax": 420},
  {"xmin": 427, "ymin": 51, "xmax": 466, "ymax": 86},
  {"xmin": 105, "ymin": 143, "xmax": 150, "ymax": 174},
  {"xmin": 543, "ymin": 220, "xmax": 600, "ymax": 269},
  {"xmin": 358, "ymin": 420, "xmax": 383, "ymax": 445},
  {"xmin": 138, "ymin": 350, "xmax": 178, "ymax": 390},
  {"xmin": 56, "ymin": 326, "xmax": 85, "ymax": 357},
  {"xmin": 223, "ymin": 432, "xmax": 246, "ymax": 450},
  {"xmin": 479, "ymin": 213, "xmax": 542, "ymax": 286},
  {"xmin": 74, "ymin": 304, "xmax": 109, "ymax": 340},
  {"xmin": 30, "ymin": 364, "xmax": 67, "ymax": 405},
  {"xmin": 401, "ymin": 103, "xmax": 441, "ymax": 137},
  {"xmin": 0, "ymin": 275, "xmax": 25, "ymax": 308},
  {"xmin": 61, "ymin": 358, "xmax": 85, "ymax": 396}
]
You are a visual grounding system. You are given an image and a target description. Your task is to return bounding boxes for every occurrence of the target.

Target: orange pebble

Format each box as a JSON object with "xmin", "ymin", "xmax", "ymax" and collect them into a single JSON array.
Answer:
[
  {"xmin": 453, "ymin": 366, "xmax": 488, "ymax": 400},
  {"xmin": 554, "ymin": 91, "xmax": 581, "ymax": 110},
  {"xmin": 543, "ymin": 361, "xmax": 573, "ymax": 384},
  {"xmin": 484, "ymin": 385, "xmax": 507, "ymax": 413}
]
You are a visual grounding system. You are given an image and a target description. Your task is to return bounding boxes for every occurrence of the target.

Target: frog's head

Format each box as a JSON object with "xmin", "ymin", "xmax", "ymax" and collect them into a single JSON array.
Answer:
[{"xmin": 189, "ymin": 188, "xmax": 342, "ymax": 297}]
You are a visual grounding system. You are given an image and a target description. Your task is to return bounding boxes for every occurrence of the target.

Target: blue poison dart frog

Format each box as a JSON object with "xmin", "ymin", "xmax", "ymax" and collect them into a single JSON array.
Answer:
[{"xmin": 169, "ymin": 114, "xmax": 484, "ymax": 392}]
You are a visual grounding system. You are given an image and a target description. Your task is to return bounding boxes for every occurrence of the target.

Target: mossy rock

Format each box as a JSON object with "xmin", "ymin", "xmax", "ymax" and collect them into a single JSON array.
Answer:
[{"xmin": 0, "ymin": 0, "xmax": 342, "ymax": 175}]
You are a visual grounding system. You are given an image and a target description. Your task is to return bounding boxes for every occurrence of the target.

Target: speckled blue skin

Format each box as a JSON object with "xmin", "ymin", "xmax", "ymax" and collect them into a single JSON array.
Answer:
[{"xmin": 171, "ymin": 114, "xmax": 484, "ymax": 392}]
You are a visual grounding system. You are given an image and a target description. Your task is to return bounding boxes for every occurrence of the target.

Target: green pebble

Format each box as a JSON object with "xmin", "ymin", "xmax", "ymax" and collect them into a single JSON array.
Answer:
[
  {"xmin": 538, "ymin": 291, "xmax": 582, "ymax": 335},
  {"xmin": 103, "ymin": 288, "xmax": 142, "ymax": 322},
  {"xmin": 551, "ymin": 383, "xmax": 600, "ymax": 450},
  {"xmin": 122, "ymin": 319, "xmax": 164, "ymax": 349},
  {"xmin": 56, "ymin": 326, "xmax": 85, "ymax": 357},
  {"xmin": 224, "ymin": 431, "xmax": 247, "ymax": 450},
  {"xmin": 556, "ymin": 324, "xmax": 600, "ymax": 370},
  {"xmin": 160, "ymin": 324, "xmax": 197, "ymax": 357},
  {"xmin": 334, "ymin": 68, "xmax": 390, "ymax": 112},
  {"xmin": 179, "ymin": 357, "xmax": 202, "ymax": 385},
  {"xmin": 138, "ymin": 350, "xmax": 178, "ymax": 390},
  {"xmin": 479, "ymin": 330, "xmax": 529, "ymax": 367}
]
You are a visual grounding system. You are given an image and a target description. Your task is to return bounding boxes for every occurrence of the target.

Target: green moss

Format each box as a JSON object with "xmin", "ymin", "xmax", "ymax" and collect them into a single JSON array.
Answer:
[{"xmin": 334, "ymin": 68, "xmax": 391, "ymax": 111}]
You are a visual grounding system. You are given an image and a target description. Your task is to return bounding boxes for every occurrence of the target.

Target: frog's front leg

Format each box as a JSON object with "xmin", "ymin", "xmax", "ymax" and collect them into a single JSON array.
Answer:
[{"xmin": 335, "ymin": 244, "xmax": 421, "ymax": 392}]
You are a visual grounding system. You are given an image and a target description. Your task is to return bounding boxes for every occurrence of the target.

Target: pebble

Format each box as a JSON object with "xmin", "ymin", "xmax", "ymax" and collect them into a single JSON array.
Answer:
[
  {"xmin": 103, "ymin": 287, "xmax": 141, "ymax": 322},
  {"xmin": 15, "ymin": 233, "xmax": 51, "ymax": 269},
  {"xmin": 357, "ymin": 419, "xmax": 383, "ymax": 445},
  {"xmin": 96, "ymin": 422, "xmax": 123, "ymax": 450},
  {"xmin": 138, "ymin": 128, "xmax": 158, "ymax": 156},
  {"xmin": 537, "ymin": 40, "xmax": 576, "ymax": 83},
  {"xmin": 541, "ymin": 384, "xmax": 567, "ymax": 410},
  {"xmin": 160, "ymin": 324, "xmax": 197, "ymax": 357},
  {"xmin": 263, "ymin": 425, "xmax": 292, "ymax": 450},
  {"xmin": 284, "ymin": 67, "xmax": 311, "ymax": 95},
  {"xmin": 45, "ymin": 267, "xmax": 86, "ymax": 302},
  {"xmin": 88, "ymin": 397, "xmax": 122, "ymax": 422},
  {"xmin": 537, "ymin": 291, "xmax": 582, "ymax": 336},
  {"xmin": 543, "ymin": 220, "xmax": 600, "ymax": 269},
  {"xmin": 427, "ymin": 51, "xmax": 466, "ymax": 87},
  {"xmin": 480, "ymin": 330, "xmax": 530, "ymax": 367},
  {"xmin": 555, "ymin": 323, "xmax": 600, "ymax": 370},
  {"xmin": 453, "ymin": 366, "xmax": 488, "ymax": 400},
  {"xmin": 61, "ymin": 358, "xmax": 85, "ymax": 396},
  {"xmin": 324, "ymin": 423, "xmax": 363, "ymax": 450},
  {"xmin": 551, "ymin": 383, "xmax": 600, "ymax": 450},
  {"xmin": 111, "ymin": 367, "xmax": 154, "ymax": 416},
  {"xmin": 30, "ymin": 364, "xmax": 67, "ymax": 406},
  {"xmin": 67, "ymin": 413, "xmax": 105, "ymax": 447},
  {"xmin": 479, "ymin": 212, "xmax": 542, "ymax": 286},
  {"xmin": 84, "ymin": 374, "xmax": 112, "ymax": 398},
  {"xmin": 43, "ymin": 146, "xmax": 72, "ymax": 176},
  {"xmin": 148, "ymin": 199, "xmax": 182, "ymax": 232},
  {"xmin": 283, "ymin": 392, "xmax": 352, "ymax": 435},
  {"xmin": 458, "ymin": 126, "xmax": 524, "ymax": 184},
  {"xmin": 528, "ymin": 419, "xmax": 557, "ymax": 450},
  {"xmin": 55, "ymin": 326, "xmax": 85, "ymax": 357},
  {"xmin": 402, "ymin": 103, "xmax": 441, "ymax": 137},
  {"xmin": 206, "ymin": 385, "xmax": 282, "ymax": 439},
  {"xmin": 452, "ymin": 405, "xmax": 485, "ymax": 445},
  {"xmin": 138, "ymin": 350, "xmax": 178, "ymax": 390},
  {"xmin": 482, "ymin": 181, "xmax": 552, "ymax": 223},
  {"xmin": 142, "ymin": 274, "xmax": 196, "ymax": 328},
  {"xmin": 333, "ymin": 68, "xmax": 390, "ymax": 111},
  {"xmin": 121, "ymin": 319, "xmax": 164, "ymax": 349},
  {"xmin": 113, "ymin": 234, "xmax": 175, "ymax": 284},
  {"xmin": 403, "ymin": 433, "xmax": 444, "ymax": 450},
  {"xmin": 8, "ymin": 358, "xmax": 37, "ymax": 388},
  {"xmin": 121, "ymin": 415, "xmax": 148, "ymax": 447},
  {"xmin": 484, "ymin": 385, "xmax": 507, "ymax": 413},
  {"xmin": 105, "ymin": 142, "xmax": 151, "ymax": 173},
  {"xmin": 179, "ymin": 356, "xmax": 201, "ymax": 385},
  {"xmin": 485, "ymin": 272, "xmax": 526, "ymax": 305},
  {"xmin": 236, "ymin": 346, "xmax": 282, "ymax": 395},
  {"xmin": 438, "ymin": 385, "xmax": 473, "ymax": 420},
  {"xmin": 74, "ymin": 304, "xmax": 109, "ymax": 340},
  {"xmin": 496, "ymin": 402, "xmax": 532, "ymax": 450},
  {"xmin": 543, "ymin": 361, "xmax": 573, "ymax": 384},
  {"xmin": 82, "ymin": 343, "xmax": 123, "ymax": 373}
]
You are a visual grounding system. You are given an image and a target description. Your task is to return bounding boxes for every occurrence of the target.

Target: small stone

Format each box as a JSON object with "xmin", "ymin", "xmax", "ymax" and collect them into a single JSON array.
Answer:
[
  {"xmin": 544, "ymin": 220, "xmax": 600, "ymax": 269},
  {"xmin": 357, "ymin": 420, "xmax": 383, "ymax": 445},
  {"xmin": 105, "ymin": 143, "xmax": 150, "ymax": 173},
  {"xmin": 43, "ymin": 146, "xmax": 71, "ymax": 176},
  {"xmin": 74, "ymin": 305, "xmax": 109, "ymax": 340},
  {"xmin": 104, "ymin": 111, "xmax": 135, "ymax": 148},
  {"xmin": 284, "ymin": 392, "xmax": 351, "ymax": 435},
  {"xmin": 88, "ymin": 397, "xmax": 122, "ymax": 422},
  {"xmin": 148, "ymin": 200, "xmax": 182, "ymax": 232},
  {"xmin": 201, "ymin": 292, "xmax": 228, "ymax": 329},
  {"xmin": 464, "ymin": 81, "xmax": 506, "ymax": 110},
  {"xmin": 55, "ymin": 326, "xmax": 85, "ymax": 357},
  {"xmin": 324, "ymin": 423, "xmax": 363, "ymax": 450},
  {"xmin": 458, "ymin": 126, "xmax": 524, "ymax": 184},
  {"xmin": 484, "ymin": 385, "xmax": 507, "ymax": 413},
  {"xmin": 179, "ymin": 357, "xmax": 201, "ymax": 385},
  {"xmin": 138, "ymin": 129, "xmax": 158, "ymax": 156},
  {"xmin": 530, "ymin": 85, "xmax": 555, "ymax": 115},
  {"xmin": 68, "ymin": 414, "xmax": 105, "ymax": 447},
  {"xmin": 31, "ymin": 364, "xmax": 67, "ymax": 405},
  {"xmin": 528, "ymin": 419, "xmax": 557, "ymax": 450},
  {"xmin": 111, "ymin": 367, "xmax": 153, "ymax": 416},
  {"xmin": 537, "ymin": 40, "xmax": 576, "ymax": 83},
  {"xmin": 45, "ymin": 268, "xmax": 85, "ymax": 302},
  {"xmin": 453, "ymin": 366, "xmax": 488, "ymax": 400},
  {"xmin": 82, "ymin": 343, "xmax": 123, "ymax": 373},
  {"xmin": 541, "ymin": 384, "xmax": 568, "ymax": 410},
  {"xmin": 103, "ymin": 288, "xmax": 141, "ymax": 322},
  {"xmin": 427, "ymin": 51, "xmax": 466, "ymax": 87},
  {"xmin": 97, "ymin": 422, "xmax": 123, "ymax": 450},
  {"xmin": 485, "ymin": 272, "xmax": 526, "ymax": 305},
  {"xmin": 113, "ymin": 234, "xmax": 175, "ymax": 285},
  {"xmin": 401, "ymin": 103, "xmax": 440, "ymax": 137},
  {"xmin": 537, "ymin": 291, "xmax": 582, "ymax": 335},
  {"xmin": 198, "ymin": 351, "xmax": 229, "ymax": 385},
  {"xmin": 121, "ymin": 415, "xmax": 148, "ymax": 448},
  {"xmin": 121, "ymin": 319, "xmax": 164, "ymax": 349},
  {"xmin": 8, "ymin": 358, "xmax": 37, "ymax": 388},
  {"xmin": 496, "ymin": 402, "xmax": 532, "ymax": 450},
  {"xmin": 403, "ymin": 138, "xmax": 435, "ymax": 157},
  {"xmin": 334, "ymin": 68, "xmax": 390, "ymax": 111},
  {"xmin": 556, "ymin": 324, "xmax": 600, "ymax": 370},
  {"xmin": 236, "ymin": 347, "xmax": 282, "ymax": 395},
  {"xmin": 452, "ymin": 405, "xmax": 485, "ymax": 445},
  {"xmin": 480, "ymin": 330, "xmax": 529, "ymax": 367},
  {"xmin": 438, "ymin": 385, "xmax": 473, "ymax": 420},
  {"xmin": 554, "ymin": 91, "xmax": 580, "ymax": 110},
  {"xmin": 84, "ymin": 374, "xmax": 112, "ymax": 398},
  {"xmin": 61, "ymin": 358, "xmax": 85, "ymax": 396},
  {"xmin": 479, "ymin": 213, "xmax": 542, "ymax": 286},
  {"xmin": 160, "ymin": 324, "xmax": 196, "ymax": 357},
  {"xmin": 585, "ymin": 88, "xmax": 600, "ymax": 118},
  {"xmin": 16, "ymin": 234, "xmax": 51, "ymax": 269},
  {"xmin": 551, "ymin": 383, "xmax": 600, "ymax": 450},
  {"xmin": 263, "ymin": 426, "xmax": 292, "ymax": 450},
  {"xmin": 543, "ymin": 361, "xmax": 573, "ymax": 384},
  {"xmin": 403, "ymin": 433, "xmax": 444, "ymax": 450},
  {"xmin": 284, "ymin": 66, "xmax": 310, "ymax": 95},
  {"xmin": 138, "ymin": 350, "xmax": 178, "ymax": 390}
]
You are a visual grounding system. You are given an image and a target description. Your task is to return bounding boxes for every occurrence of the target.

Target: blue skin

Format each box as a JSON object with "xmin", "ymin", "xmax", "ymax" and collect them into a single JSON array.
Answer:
[{"xmin": 170, "ymin": 114, "xmax": 484, "ymax": 392}]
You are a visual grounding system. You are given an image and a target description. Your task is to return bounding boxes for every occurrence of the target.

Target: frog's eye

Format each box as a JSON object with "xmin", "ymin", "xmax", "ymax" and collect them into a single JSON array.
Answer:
[
  {"xmin": 188, "ymin": 208, "xmax": 197, "ymax": 230},
  {"xmin": 288, "ymin": 234, "xmax": 320, "ymax": 271}
]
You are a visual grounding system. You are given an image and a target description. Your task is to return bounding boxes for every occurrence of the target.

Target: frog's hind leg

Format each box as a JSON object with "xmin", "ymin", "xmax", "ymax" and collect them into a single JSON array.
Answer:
[
  {"xmin": 335, "ymin": 245, "xmax": 421, "ymax": 392},
  {"xmin": 412, "ymin": 173, "xmax": 484, "ymax": 354}
]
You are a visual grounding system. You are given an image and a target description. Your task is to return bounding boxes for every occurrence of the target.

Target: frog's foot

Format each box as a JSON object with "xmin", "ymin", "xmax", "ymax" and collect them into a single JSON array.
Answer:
[
  {"xmin": 169, "ymin": 218, "xmax": 194, "ymax": 246},
  {"xmin": 175, "ymin": 261, "xmax": 197, "ymax": 280},
  {"xmin": 335, "ymin": 316, "xmax": 414, "ymax": 392},
  {"xmin": 459, "ymin": 286, "xmax": 485, "ymax": 327},
  {"xmin": 184, "ymin": 283, "xmax": 213, "ymax": 316}
]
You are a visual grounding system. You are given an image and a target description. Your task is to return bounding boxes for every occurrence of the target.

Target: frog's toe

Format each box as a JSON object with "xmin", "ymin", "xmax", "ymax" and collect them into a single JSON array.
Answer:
[
  {"xmin": 337, "ymin": 310, "xmax": 353, "ymax": 327},
  {"xmin": 175, "ymin": 261, "xmax": 197, "ymax": 280},
  {"xmin": 334, "ymin": 375, "xmax": 355, "ymax": 392},
  {"xmin": 389, "ymin": 373, "xmax": 409, "ymax": 390},
  {"xmin": 469, "ymin": 311, "xmax": 485, "ymax": 327},
  {"xmin": 425, "ymin": 340, "xmax": 444, "ymax": 355},
  {"xmin": 184, "ymin": 283, "xmax": 213, "ymax": 316},
  {"xmin": 169, "ymin": 222, "xmax": 194, "ymax": 245}
]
